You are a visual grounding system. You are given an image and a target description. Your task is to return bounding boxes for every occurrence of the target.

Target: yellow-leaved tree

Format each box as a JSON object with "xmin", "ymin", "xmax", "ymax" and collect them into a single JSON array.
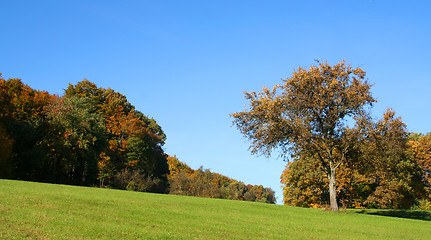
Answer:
[{"xmin": 231, "ymin": 60, "xmax": 375, "ymax": 211}]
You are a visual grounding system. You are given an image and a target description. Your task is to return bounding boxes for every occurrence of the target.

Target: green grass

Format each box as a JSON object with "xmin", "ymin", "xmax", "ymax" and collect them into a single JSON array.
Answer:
[{"xmin": 1, "ymin": 179, "xmax": 430, "ymax": 239}]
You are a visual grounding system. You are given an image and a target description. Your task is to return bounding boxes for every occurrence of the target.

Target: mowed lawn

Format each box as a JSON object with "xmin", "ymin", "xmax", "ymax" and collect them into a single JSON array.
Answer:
[{"xmin": 1, "ymin": 179, "xmax": 430, "ymax": 239}]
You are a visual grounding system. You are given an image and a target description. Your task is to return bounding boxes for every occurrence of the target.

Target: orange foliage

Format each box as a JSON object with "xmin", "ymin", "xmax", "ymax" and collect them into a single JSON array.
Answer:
[
  {"xmin": 0, "ymin": 75, "xmax": 55, "ymax": 122},
  {"xmin": 167, "ymin": 155, "xmax": 194, "ymax": 176}
]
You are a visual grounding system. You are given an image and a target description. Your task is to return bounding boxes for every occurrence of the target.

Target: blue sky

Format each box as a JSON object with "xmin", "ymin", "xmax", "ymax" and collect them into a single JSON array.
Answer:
[{"xmin": 1, "ymin": 1, "xmax": 430, "ymax": 204}]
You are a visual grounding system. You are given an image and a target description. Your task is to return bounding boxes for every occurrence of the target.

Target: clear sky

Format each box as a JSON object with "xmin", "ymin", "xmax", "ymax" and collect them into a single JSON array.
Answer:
[{"xmin": 1, "ymin": 0, "xmax": 430, "ymax": 204}]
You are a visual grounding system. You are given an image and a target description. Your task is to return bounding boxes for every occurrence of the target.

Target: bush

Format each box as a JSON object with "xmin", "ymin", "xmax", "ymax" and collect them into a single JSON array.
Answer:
[
  {"xmin": 113, "ymin": 169, "xmax": 162, "ymax": 193},
  {"xmin": 413, "ymin": 199, "xmax": 431, "ymax": 210}
]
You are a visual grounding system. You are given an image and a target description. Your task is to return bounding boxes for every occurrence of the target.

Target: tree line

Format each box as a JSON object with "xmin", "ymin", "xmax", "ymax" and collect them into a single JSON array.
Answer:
[
  {"xmin": 0, "ymin": 74, "xmax": 275, "ymax": 203},
  {"xmin": 231, "ymin": 60, "xmax": 431, "ymax": 210},
  {"xmin": 167, "ymin": 155, "xmax": 275, "ymax": 203}
]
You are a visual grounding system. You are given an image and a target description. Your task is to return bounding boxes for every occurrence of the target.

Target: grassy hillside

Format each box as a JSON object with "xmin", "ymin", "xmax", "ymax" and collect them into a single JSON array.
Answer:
[{"xmin": 1, "ymin": 179, "xmax": 430, "ymax": 239}]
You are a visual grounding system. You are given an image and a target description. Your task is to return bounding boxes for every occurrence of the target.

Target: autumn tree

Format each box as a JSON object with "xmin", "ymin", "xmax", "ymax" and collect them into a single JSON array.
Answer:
[
  {"xmin": 167, "ymin": 155, "xmax": 276, "ymax": 203},
  {"xmin": 0, "ymin": 75, "xmax": 54, "ymax": 181},
  {"xmin": 280, "ymin": 109, "xmax": 425, "ymax": 209},
  {"xmin": 232, "ymin": 60, "xmax": 375, "ymax": 211},
  {"xmin": 360, "ymin": 110, "xmax": 425, "ymax": 208},
  {"xmin": 225, "ymin": 181, "xmax": 248, "ymax": 200},
  {"xmin": 65, "ymin": 80, "xmax": 169, "ymax": 191},
  {"xmin": 280, "ymin": 145, "xmax": 386, "ymax": 209},
  {"xmin": 408, "ymin": 133, "xmax": 431, "ymax": 200},
  {"xmin": 244, "ymin": 184, "xmax": 276, "ymax": 203},
  {"xmin": 167, "ymin": 155, "xmax": 194, "ymax": 176},
  {"xmin": 280, "ymin": 155, "xmax": 329, "ymax": 208}
]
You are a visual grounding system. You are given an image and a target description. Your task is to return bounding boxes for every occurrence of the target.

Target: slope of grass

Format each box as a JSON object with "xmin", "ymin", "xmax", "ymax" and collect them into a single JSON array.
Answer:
[{"xmin": 1, "ymin": 179, "xmax": 430, "ymax": 239}]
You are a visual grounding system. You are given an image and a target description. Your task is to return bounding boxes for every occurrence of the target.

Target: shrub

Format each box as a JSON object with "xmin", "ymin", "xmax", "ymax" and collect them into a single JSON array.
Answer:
[
  {"xmin": 413, "ymin": 199, "xmax": 431, "ymax": 210},
  {"xmin": 113, "ymin": 169, "xmax": 162, "ymax": 192}
]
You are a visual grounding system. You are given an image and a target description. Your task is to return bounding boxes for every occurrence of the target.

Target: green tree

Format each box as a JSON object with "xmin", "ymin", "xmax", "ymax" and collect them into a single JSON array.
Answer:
[
  {"xmin": 65, "ymin": 80, "xmax": 168, "ymax": 191},
  {"xmin": 231, "ymin": 60, "xmax": 375, "ymax": 211},
  {"xmin": 226, "ymin": 181, "xmax": 248, "ymax": 200},
  {"xmin": 43, "ymin": 96, "xmax": 107, "ymax": 185}
]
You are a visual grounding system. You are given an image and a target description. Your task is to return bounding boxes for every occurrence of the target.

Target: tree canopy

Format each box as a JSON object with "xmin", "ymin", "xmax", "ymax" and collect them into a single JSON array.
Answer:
[{"xmin": 232, "ymin": 60, "xmax": 376, "ymax": 211}]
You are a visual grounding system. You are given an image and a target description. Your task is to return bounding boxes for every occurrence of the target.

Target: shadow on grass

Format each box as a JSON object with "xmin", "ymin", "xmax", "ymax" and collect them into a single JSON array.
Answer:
[{"xmin": 355, "ymin": 209, "xmax": 431, "ymax": 221}]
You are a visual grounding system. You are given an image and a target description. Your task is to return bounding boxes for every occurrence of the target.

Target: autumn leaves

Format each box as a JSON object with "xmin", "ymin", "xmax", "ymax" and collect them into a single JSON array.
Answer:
[{"xmin": 232, "ymin": 61, "xmax": 430, "ymax": 210}]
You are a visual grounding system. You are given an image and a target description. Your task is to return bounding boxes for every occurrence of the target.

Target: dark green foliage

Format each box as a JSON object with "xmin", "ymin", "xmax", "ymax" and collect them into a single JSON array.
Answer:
[
  {"xmin": 226, "ymin": 181, "xmax": 248, "ymax": 200},
  {"xmin": 42, "ymin": 96, "xmax": 107, "ymax": 185},
  {"xmin": 0, "ymin": 123, "xmax": 13, "ymax": 178}
]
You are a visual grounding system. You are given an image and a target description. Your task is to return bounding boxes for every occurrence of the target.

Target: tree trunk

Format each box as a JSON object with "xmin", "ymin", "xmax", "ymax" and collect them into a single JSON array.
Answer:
[{"xmin": 328, "ymin": 166, "xmax": 338, "ymax": 211}]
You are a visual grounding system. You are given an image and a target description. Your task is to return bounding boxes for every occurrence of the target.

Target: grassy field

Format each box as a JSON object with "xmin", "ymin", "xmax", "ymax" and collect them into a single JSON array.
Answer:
[{"xmin": 1, "ymin": 179, "xmax": 430, "ymax": 239}]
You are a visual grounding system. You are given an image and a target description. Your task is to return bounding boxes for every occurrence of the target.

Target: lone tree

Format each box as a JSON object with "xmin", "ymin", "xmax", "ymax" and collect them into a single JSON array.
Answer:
[{"xmin": 231, "ymin": 60, "xmax": 375, "ymax": 211}]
